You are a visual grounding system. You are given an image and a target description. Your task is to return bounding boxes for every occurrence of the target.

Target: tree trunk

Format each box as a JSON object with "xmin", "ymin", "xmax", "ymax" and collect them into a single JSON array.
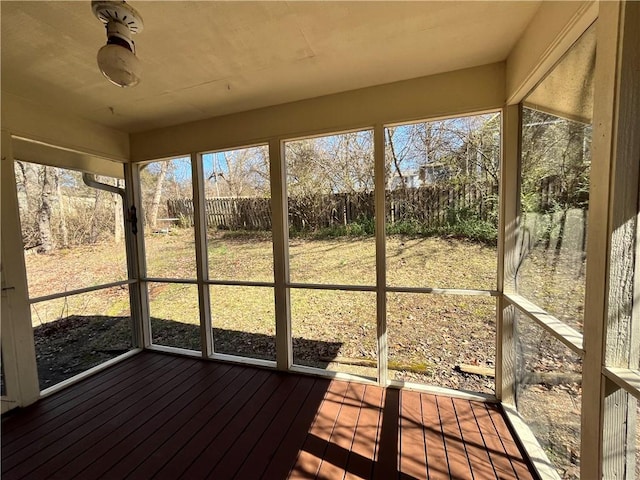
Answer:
[
  {"xmin": 15, "ymin": 161, "xmax": 28, "ymax": 220},
  {"xmin": 114, "ymin": 179, "xmax": 124, "ymax": 243},
  {"xmin": 56, "ymin": 169, "xmax": 69, "ymax": 248},
  {"xmin": 90, "ymin": 186, "xmax": 102, "ymax": 244},
  {"xmin": 386, "ymin": 128, "xmax": 405, "ymax": 188},
  {"xmin": 37, "ymin": 166, "xmax": 55, "ymax": 253},
  {"xmin": 149, "ymin": 162, "xmax": 169, "ymax": 230}
]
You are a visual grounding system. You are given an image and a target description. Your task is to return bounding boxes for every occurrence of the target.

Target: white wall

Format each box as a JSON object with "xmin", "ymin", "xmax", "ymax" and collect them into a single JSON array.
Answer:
[
  {"xmin": 1, "ymin": 93, "xmax": 129, "ymax": 163},
  {"xmin": 130, "ymin": 63, "xmax": 505, "ymax": 162}
]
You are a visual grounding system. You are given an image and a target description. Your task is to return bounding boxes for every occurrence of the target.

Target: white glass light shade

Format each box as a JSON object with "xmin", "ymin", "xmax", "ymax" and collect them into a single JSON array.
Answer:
[{"xmin": 96, "ymin": 44, "xmax": 141, "ymax": 88}]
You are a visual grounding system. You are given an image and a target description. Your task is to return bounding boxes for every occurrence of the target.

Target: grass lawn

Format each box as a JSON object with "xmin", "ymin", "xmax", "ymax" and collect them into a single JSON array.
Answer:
[{"xmin": 24, "ymin": 227, "xmax": 585, "ymax": 398}]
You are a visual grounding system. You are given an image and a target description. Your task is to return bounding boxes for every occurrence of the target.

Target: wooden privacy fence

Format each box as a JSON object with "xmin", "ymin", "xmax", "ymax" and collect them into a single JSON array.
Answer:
[
  {"xmin": 387, "ymin": 183, "xmax": 497, "ymax": 227},
  {"xmin": 537, "ymin": 175, "xmax": 589, "ymax": 212},
  {"xmin": 167, "ymin": 182, "xmax": 498, "ymax": 231},
  {"xmin": 288, "ymin": 191, "xmax": 375, "ymax": 231},
  {"xmin": 168, "ymin": 197, "xmax": 272, "ymax": 230}
]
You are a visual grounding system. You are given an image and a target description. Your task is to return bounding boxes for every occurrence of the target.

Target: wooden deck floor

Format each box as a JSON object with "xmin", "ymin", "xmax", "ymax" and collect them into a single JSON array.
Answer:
[{"xmin": 1, "ymin": 351, "xmax": 536, "ymax": 479}]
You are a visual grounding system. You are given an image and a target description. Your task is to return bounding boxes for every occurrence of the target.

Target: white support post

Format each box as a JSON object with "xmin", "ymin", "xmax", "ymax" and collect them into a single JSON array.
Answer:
[
  {"xmin": 1, "ymin": 129, "xmax": 41, "ymax": 408},
  {"xmin": 122, "ymin": 163, "xmax": 146, "ymax": 349},
  {"xmin": 602, "ymin": 2, "xmax": 640, "ymax": 478},
  {"xmin": 583, "ymin": 1, "xmax": 640, "ymax": 477},
  {"xmin": 633, "ymin": 190, "xmax": 640, "ymax": 373},
  {"xmin": 127, "ymin": 164, "xmax": 152, "ymax": 348},
  {"xmin": 601, "ymin": 0, "xmax": 640, "ymax": 375},
  {"xmin": 1, "ymin": 254, "xmax": 21, "ymax": 413},
  {"xmin": 270, "ymin": 139, "xmax": 292, "ymax": 371},
  {"xmin": 374, "ymin": 124, "xmax": 388, "ymax": 386},
  {"xmin": 496, "ymin": 105, "xmax": 521, "ymax": 405},
  {"xmin": 192, "ymin": 153, "xmax": 214, "ymax": 357}
]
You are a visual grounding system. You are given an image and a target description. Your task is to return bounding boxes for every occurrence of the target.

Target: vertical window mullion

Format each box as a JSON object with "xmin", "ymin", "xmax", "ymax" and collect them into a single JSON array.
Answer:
[
  {"xmin": 270, "ymin": 139, "xmax": 292, "ymax": 371},
  {"xmin": 496, "ymin": 104, "xmax": 521, "ymax": 405},
  {"xmin": 124, "ymin": 162, "xmax": 149, "ymax": 349},
  {"xmin": 192, "ymin": 153, "xmax": 213, "ymax": 358},
  {"xmin": 374, "ymin": 124, "xmax": 388, "ymax": 386},
  {"xmin": 129, "ymin": 163, "xmax": 152, "ymax": 348}
]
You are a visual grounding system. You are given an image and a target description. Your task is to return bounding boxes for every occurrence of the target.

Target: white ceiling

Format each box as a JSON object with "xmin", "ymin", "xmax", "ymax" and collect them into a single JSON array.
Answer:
[{"xmin": 1, "ymin": 1, "xmax": 540, "ymax": 134}]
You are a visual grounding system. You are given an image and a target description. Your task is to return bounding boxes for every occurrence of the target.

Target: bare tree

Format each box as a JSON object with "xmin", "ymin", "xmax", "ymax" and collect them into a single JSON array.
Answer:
[
  {"xmin": 89, "ymin": 184, "xmax": 104, "ymax": 244},
  {"xmin": 521, "ymin": 108, "xmax": 590, "ymax": 212},
  {"xmin": 15, "ymin": 162, "xmax": 124, "ymax": 250},
  {"xmin": 386, "ymin": 127, "xmax": 406, "ymax": 188},
  {"xmin": 114, "ymin": 179, "xmax": 124, "ymax": 243},
  {"xmin": 207, "ymin": 147, "xmax": 269, "ymax": 198},
  {"xmin": 286, "ymin": 132, "xmax": 374, "ymax": 196},
  {"xmin": 56, "ymin": 168, "xmax": 69, "ymax": 248},
  {"xmin": 37, "ymin": 166, "xmax": 56, "ymax": 253},
  {"xmin": 285, "ymin": 139, "xmax": 328, "ymax": 196},
  {"xmin": 326, "ymin": 132, "xmax": 374, "ymax": 193},
  {"xmin": 149, "ymin": 161, "xmax": 169, "ymax": 230}
]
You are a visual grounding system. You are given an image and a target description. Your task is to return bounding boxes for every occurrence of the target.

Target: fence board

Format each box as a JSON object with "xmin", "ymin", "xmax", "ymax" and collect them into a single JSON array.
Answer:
[{"xmin": 167, "ymin": 182, "xmax": 498, "ymax": 232}]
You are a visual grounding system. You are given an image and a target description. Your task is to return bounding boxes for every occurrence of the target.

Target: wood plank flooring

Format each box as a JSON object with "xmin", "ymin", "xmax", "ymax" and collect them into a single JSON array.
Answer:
[{"xmin": 1, "ymin": 351, "xmax": 536, "ymax": 479}]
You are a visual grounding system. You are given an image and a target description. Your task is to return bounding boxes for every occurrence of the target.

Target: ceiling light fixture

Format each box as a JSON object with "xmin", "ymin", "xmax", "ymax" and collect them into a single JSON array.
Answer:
[{"xmin": 92, "ymin": 1, "xmax": 144, "ymax": 88}]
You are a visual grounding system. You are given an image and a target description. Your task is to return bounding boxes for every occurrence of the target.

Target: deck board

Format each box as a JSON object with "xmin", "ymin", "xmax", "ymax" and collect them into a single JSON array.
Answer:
[
  {"xmin": 438, "ymin": 396, "xmax": 474, "ymax": 479},
  {"xmin": 128, "ymin": 366, "xmax": 263, "ymax": 479},
  {"xmin": 182, "ymin": 372, "xmax": 300, "ymax": 479},
  {"xmin": 2, "ymin": 356, "xmax": 192, "ymax": 479},
  {"xmin": 1, "ymin": 352, "xmax": 169, "ymax": 442},
  {"xmin": 290, "ymin": 379, "xmax": 351, "ymax": 479},
  {"xmin": 30, "ymin": 357, "xmax": 209, "ymax": 479},
  {"xmin": 253, "ymin": 377, "xmax": 330, "ymax": 480},
  {"xmin": 1, "ymin": 351, "xmax": 537, "ymax": 480},
  {"xmin": 486, "ymin": 402, "xmax": 537, "ymax": 479},
  {"xmin": 472, "ymin": 401, "xmax": 520, "ymax": 478},
  {"xmin": 93, "ymin": 363, "xmax": 240, "ymax": 479},
  {"xmin": 53, "ymin": 362, "xmax": 233, "ymax": 479},
  {"xmin": 422, "ymin": 393, "xmax": 450, "ymax": 480},
  {"xmin": 153, "ymin": 369, "xmax": 273, "ymax": 479},
  {"xmin": 316, "ymin": 382, "xmax": 366, "ymax": 479},
  {"xmin": 344, "ymin": 385, "xmax": 384, "ymax": 480},
  {"xmin": 399, "ymin": 390, "xmax": 428, "ymax": 480},
  {"xmin": 452, "ymin": 398, "xmax": 498, "ymax": 479},
  {"xmin": 203, "ymin": 374, "xmax": 303, "ymax": 479},
  {"xmin": 372, "ymin": 385, "xmax": 400, "ymax": 479}
]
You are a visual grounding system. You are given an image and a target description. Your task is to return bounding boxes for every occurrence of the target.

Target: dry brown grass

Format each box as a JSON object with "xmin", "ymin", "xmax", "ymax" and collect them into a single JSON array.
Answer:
[{"xmin": 25, "ymin": 228, "xmax": 584, "ymax": 398}]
